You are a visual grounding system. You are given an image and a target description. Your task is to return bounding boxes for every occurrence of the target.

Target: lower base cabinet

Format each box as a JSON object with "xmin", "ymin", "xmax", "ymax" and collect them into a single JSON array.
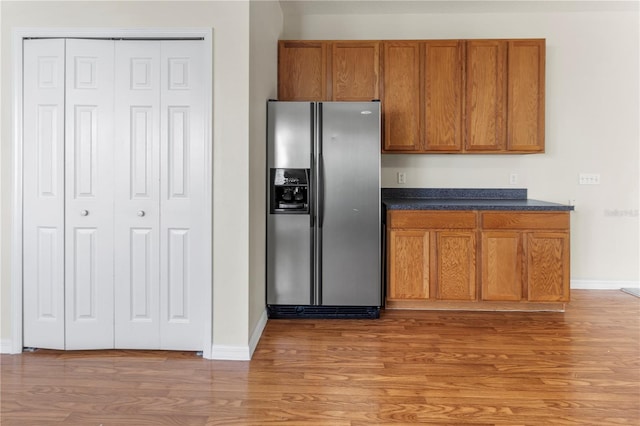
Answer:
[
  {"xmin": 387, "ymin": 229, "xmax": 476, "ymax": 301},
  {"xmin": 386, "ymin": 210, "xmax": 570, "ymax": 311}
]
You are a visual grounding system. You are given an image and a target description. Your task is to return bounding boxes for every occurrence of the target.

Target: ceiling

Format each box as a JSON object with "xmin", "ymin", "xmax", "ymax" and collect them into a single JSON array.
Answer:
[{"xmin": 278, "ymin": 0, "xmax": 639, "ymax": 16}]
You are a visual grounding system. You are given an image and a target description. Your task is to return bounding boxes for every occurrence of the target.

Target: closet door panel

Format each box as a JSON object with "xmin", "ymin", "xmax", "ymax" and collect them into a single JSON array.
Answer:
[
  {"xmin": 114, "ymin": 41, "xmax": 162, "ymax": 349},
  {"xmin": 23, "ymin": 39, "xmax": 66, "ymax": 349},
  {"xmin": 23, "ymin": 37, "xmax": 209, "ymax": 352},
  {"xmin": 160, "ymin": 41, "xmax": 207, "ymax": 350},
  {"xmin": 64, "ymin": 39, "xmax": 115, "ymax": 350}
]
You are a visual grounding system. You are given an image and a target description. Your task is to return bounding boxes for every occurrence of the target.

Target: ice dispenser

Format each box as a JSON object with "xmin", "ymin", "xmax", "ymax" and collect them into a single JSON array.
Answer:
[{"xmin": 270, "ymin": 168, "xmax": 310, "ymax": 214}]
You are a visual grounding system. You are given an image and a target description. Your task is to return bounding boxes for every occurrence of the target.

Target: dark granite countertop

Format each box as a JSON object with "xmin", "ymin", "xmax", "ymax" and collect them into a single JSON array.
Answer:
[{"xmin": 382, "ymin": 188, "xmax": 575, "ymax": 211}]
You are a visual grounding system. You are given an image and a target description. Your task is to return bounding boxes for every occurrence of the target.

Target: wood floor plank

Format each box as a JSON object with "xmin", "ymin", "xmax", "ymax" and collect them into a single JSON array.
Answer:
[{"xmin": 1, "ymin": 290, "xmax": 639, "ymax": 425}]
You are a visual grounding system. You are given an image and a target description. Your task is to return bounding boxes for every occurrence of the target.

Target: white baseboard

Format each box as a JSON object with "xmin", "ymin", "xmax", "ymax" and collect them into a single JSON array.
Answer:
[
  {"xmin": 210, "ymin": 344, "xmax": 252, "ymax": 361},
  {"xmin": 571, "ymin": 279, "xmax": 640, "ymax": 290},
  {"xmin": 209, "ymin": 309, "xmax": 268, "ymax": 361}
]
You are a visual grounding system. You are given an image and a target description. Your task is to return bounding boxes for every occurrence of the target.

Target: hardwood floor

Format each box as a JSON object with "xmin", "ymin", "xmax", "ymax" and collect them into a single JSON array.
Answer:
[{"xmin": 2, "ymin": 290, "xmax": 639, "ymax": 425}]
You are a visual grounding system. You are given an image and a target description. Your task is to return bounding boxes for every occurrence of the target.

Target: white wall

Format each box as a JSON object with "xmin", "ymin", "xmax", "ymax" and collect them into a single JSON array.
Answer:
[
  {"xmin": 0, "ymin": 1, "xmax": 254, "ymax": 353},
  {"xmin": 248, "ymin": 1, "xmax": 282, "ymax": 354},
  {"xmin": 282, "ymin": 5, "xmax": 640, "ymax": 286}
]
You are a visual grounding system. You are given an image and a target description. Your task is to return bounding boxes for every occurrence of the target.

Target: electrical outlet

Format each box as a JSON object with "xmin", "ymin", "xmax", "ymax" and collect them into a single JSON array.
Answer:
[
  {"xmin": 579, "ymin": 173, "xmax": 600, "ymax": 185},
  {"xmin": 509, "ymin": 173, "xmax": 518, "ymax": 185},
  {"xmin": 397, "ymin": 172, "xmax": 406, "ymax": 184}
]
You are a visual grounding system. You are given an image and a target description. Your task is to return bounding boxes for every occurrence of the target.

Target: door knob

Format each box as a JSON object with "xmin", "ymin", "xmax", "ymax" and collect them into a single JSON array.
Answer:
[
  {"xmin": 137, "ymin": 210, "xmax": 146, "ymax": 217},
  {"xmin": 80, "ymin": 210, "xmax": 89, "ymax": 216}
]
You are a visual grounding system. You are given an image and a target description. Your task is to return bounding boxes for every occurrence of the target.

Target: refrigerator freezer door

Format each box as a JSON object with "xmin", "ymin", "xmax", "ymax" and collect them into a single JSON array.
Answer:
[
  {"xmin": 266, "ymin": 101, "xmax": 313, "ymax": 305},
  {"xmin": 319, "ymin": 102, "xmax": 381, "ymax": 306}
]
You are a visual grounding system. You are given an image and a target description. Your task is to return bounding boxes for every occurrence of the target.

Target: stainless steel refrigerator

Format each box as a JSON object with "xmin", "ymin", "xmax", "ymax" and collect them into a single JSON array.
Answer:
[{"xmin": 266, "ymin": 101, "xmax": 381, "ymax": 318}]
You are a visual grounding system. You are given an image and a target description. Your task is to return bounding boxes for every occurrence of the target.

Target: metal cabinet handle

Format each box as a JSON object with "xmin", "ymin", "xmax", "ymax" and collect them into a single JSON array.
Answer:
[
  {"xmin": 80, "ymin": 210, "xmax": 89, "ymax": 216},
  {"xmin": 137, "ymin": 210, "xmax": 145, "ymax": 217}
]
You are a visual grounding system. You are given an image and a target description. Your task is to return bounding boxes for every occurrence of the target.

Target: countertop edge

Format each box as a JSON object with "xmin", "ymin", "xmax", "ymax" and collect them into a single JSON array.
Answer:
[
  {"xmin": 381, "ymin": 188, "xmax": 575, "ymax": 211},
  {"xmin": 383, "ymin": 203, "xmax": 575, "ymax": 212}
]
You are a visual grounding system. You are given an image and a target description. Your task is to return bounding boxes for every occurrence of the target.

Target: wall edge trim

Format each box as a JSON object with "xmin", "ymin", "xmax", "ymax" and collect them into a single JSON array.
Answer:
[{"xmin": 249, "ymin": 309, "xmax": 268, "ymax": 358}]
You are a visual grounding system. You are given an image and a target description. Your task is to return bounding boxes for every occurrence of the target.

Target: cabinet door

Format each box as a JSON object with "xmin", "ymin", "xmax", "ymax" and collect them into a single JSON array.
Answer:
[
  {"xmin": 507, "ymin": 39, "xmax": 545, "ymax": 152},
  {"xmin": 526, "ymin": 232, "xmax": 570, "ymax": 302},
  {"xmin": 332, "ymin": 41, "xmax": 380, "ymax": 101},
  {"xmin": 423, "ymin": 40, "xmax": 463, "ymax": 151},
  {"xmin": 388, "ymin": 229, "xmax": 430, "ymax": 300},
  {"xmin": 481, "ymin": 231, "xmax": 523, "ymax": 301},
  {"xmin": 278, "ymin": 41, "xmax": 328, "ymax": 101},
  {"xmin": 465, "ymin": 40, "xmax": 507, "ymax": 151},
  {"xmin": 435, "ymin": 231, "xmax": 476, "ymax": 300},
  {"xmin": 382, "ymin": 41, "xmax": 421, "ymax": 151}
]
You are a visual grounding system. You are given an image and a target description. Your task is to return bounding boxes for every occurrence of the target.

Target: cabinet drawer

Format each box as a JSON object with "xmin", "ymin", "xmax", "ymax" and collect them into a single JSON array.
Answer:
[
  {"xmin": 389, "ymin": 210, "xmax": 476, "ymax": 229},
  {"xmin": 481, "ymin": 212, "xmax": 569, "ymax": 230}
]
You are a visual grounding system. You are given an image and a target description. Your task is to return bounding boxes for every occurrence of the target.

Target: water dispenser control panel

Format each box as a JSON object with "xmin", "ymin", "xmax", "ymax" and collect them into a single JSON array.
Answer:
[{"xmin": 270, "ymin": 168, "xmax": 310, "ymax": 214}]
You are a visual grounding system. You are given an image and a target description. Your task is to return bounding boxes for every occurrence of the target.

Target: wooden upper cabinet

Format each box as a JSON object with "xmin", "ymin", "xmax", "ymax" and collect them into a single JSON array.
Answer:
[
  {"xmin": 383, "ymin": 40, "xmax": 464, "ymax": 153},
  {"xmin": 278, "ymin": 41, "xmax": 328, "ymax": 101},
  {"xmin": 278, "ymin": 38, "xmax": 545, "ymax": 154},
  {"xmin": 465, "ymin": 40, "xmax": 507, "ymax": 152},
  {"xmin": 465, "ymin": 39, "xmax": 545, "ymax": 153},
  {"xmin": 278, "ymin": 40, "xmax": 380, "ymax": 102},
  {"xmin": 423, "ymin": 40, "xmax": 464, "ymax": 151},
  {"xmin": 332, "ymin": 41, "xmax": 380, "ymax": 101},
  {"xmin": 382, "ymin": 41, "xmax": 421, "ymax": 152},
  {"xmin": 507, "ymin": 39, "xmax": 545, "ymax": 152}
]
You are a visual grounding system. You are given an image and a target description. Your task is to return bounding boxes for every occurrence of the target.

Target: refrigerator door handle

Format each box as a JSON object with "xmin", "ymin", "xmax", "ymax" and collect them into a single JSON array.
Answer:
[
  {"xmin": 308, "ymin": 160, "xmax": 314, "ymax": 228},
  {"xmin": 316, "ymin": 151, "xmax": 324, "ymax": 305},
  {"xmin": 317, "ymin": 102, "xmax": 324, "ymax": 229},
  {"xmin": 318, "ymin": 153, "xmax": 325, "ymax": 228}
]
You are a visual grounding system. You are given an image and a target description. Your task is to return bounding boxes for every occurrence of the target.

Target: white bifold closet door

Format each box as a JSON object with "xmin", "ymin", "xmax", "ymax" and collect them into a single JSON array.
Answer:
[
  {"xmin": 114, "ymin": 41, "xmax": 161, "ymax": 349},
  {"xmin": 23, "ymin": 38, "xmax": 207, "ymax": 351},
  {"xmin": 65, "ymin": 39, "xmax": 116, "ymax": 350},
  {"xmin": 23, "ymin": 39, "xmax": 67, "ymax": 350}
]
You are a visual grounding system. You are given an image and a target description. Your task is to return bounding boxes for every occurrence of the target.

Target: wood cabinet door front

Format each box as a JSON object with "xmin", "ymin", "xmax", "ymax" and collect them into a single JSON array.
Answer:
[
  {"xmin": 481, "ymin": 231, "xmax": 523, "ymax": 301},
  {"xmin": 465, "ymin": 40, "xmax": 507, "ymax": 152},
  {"xmin": 332, "ymin": 41, "xmax": 380, "ymax": 101},
  {"xmin": 278, "ymin": 41, "xmax": 328, "ymax": 101},
  {"xmin": 507, "ymin": 39, "xmax": 545, "ymax": 152},
  {"xmin": 382, "ymin": 41, "xmax": 421, "ymax": 152},
  {"xmin": 435, "ymin": 231, "xmax": 476, "ymax": 300},
  {"xmin": 388, "ymin": 229, "xmax": 430, "ymax": 300},
  {"xmin": 526, "ymin": 232, "xmax": 570, "ymax": 302},
  {"xmin": 423, "ymin": 40, "xmax": 463, "ymax": 151}
]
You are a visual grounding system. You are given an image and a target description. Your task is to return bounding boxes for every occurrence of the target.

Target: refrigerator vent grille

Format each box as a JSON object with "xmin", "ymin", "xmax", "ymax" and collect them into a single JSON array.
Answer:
[{"xmin": 267, "ymin": 305, "xmax": 380, "ymax": 319}]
